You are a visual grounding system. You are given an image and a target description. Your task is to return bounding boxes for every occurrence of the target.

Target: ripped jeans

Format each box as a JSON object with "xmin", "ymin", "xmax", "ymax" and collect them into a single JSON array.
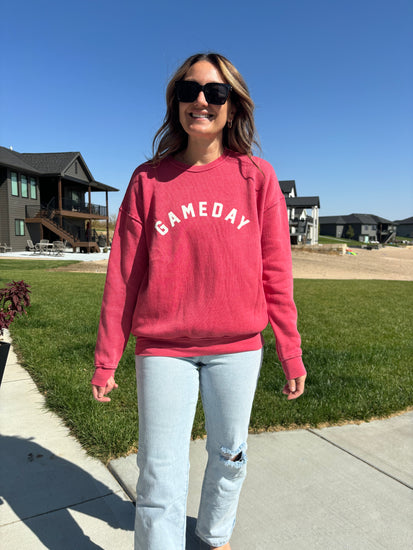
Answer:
[{"xmin": 134, "ymin": 349, "xmax": 263, "ymax": 550}]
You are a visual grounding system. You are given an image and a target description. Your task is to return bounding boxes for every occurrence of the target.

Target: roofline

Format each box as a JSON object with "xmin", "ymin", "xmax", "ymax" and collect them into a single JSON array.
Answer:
[
  {"xmin": 65, "ymin": 152, "xmax": 94, "ymax": 181},
  {"xmin": 0, "ymin": 148, "xmax": 42, "ymax": 174},
  {"xmin": 320, "ymin": 213, "xmax": 395, "ymax": 224},
  {"xmin": 0, "ymin": 160, "xmax": 41, "ymax": 175},
  {"xmin": 0, "ymin": 146, "xmax": 118, "ymax": 191},
  {"xmin": 59, "ymin": 174, "xmax": 119, "ymax": 192}
]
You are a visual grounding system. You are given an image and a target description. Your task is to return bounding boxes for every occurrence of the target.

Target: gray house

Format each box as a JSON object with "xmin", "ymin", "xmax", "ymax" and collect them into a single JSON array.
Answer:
[
  {"xmin": 279, "ymin": 180, "xmax": 320, "ymax": 245},
  {"xmin": 393, "ymin": 217, "xmax": 413, "ymax": 239},
  {"xmin": 319, "ymin": 213, "xmax": 396, "ymax": 243},
  {"xmin": 0, "ymin": 146, "xmax": 118, "ymax": 252}
]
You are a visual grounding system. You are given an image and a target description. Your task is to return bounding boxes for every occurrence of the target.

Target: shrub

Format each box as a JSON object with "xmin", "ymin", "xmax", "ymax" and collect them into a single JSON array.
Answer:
[{"xmin": 0, "ymin": 280, "xmax": 31, "ymax": 336}]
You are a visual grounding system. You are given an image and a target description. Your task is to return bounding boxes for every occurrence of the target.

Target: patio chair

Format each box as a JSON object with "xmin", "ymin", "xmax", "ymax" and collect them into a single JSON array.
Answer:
[
  {"xmin": 0, "ymin": 243, "xmax": 12, "ymax": 253},
  {"xmin": 27, "ymin": 240, "xmax": 39, "ymax": 254},
  {"xmin": 52, "ymin": 241, "xmax": 65, "ymax": 256}
]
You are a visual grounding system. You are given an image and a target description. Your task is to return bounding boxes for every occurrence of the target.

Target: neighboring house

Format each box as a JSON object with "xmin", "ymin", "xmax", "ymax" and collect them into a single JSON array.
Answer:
[
  {"xmin": 0, "ymin": 146, "xmax": 118, "ymax": 252},
  {"xmin": 279, "ymin": 180, "xmax": 320, "ymax": 245},
  {"xmin": 319, "ymin": 213, "xmax": 397, "ymax": 243},
  {"xmin": 393, "ymin": 216, "xmax": 413, "ymax": 239}
]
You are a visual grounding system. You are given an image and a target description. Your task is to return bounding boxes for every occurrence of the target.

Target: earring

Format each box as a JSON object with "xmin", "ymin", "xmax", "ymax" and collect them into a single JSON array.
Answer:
[{"xmin": 228, "ymin": 120, "xmax": 233, "ymax": 128}]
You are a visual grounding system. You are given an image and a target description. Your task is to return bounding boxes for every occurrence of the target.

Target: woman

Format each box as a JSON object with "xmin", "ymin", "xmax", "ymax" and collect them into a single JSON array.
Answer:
[{"xmin": 92, "ymin": 52, "xmax": 306, "ymax": 550}]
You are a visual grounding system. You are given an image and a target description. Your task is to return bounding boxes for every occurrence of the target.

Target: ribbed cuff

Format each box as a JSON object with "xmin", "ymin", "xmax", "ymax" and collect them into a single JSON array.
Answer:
[
  {"xmin": 281, "ymin": 355, "xmax": 307, "ymax": 380},
  {"xmin": 91, "ymin": 366, "xmax": 117, "ymax": 387}
]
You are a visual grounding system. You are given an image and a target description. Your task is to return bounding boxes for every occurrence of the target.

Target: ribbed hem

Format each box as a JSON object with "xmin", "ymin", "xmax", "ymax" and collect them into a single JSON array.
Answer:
[
  {"xmin": 91, "ymin": 366, "xmax": 116, "ymax": 387},
  {"xmin": 281, "ymin": 355, "xmax": 307, "ymax": 380},
  {"xmin": 135, "ymin": 333, "xmax": 264, "ymax": 357}
]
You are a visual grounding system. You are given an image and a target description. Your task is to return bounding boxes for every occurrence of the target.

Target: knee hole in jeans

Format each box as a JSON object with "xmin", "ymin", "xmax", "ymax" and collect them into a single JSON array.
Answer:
[{"xmin": 219, "ymin": 442, "xmax": 247, "ymax": 469}]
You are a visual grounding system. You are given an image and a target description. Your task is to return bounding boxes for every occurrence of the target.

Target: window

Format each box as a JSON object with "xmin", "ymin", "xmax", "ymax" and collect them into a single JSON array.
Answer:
[
  {"xmin": 71, "ymin": 190, "xmax": 81, "ymax": 202},
  {"xmin": 11, "ymin": 172, "xmax": 18, "ymax": 196},
  {"xmin": 21, "ymin": 175, "xmax": 28, "ymax": 197},
  {"xmin": 15, "ymin": 219, "xmax": 25, "ymax": 236},
  {"xmin": 30, "ymin": 177, "xmax": 37, "ymax": 199}
]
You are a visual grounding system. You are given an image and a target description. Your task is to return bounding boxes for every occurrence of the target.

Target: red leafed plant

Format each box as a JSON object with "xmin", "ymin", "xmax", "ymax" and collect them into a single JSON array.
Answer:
[{"xmin": 0, "ymin": 280, "xmax": 31, "ymax": 337}]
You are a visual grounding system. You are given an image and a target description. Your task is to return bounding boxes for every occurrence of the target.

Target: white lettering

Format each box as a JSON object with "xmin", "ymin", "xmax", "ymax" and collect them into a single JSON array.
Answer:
[
  {"xmin": 168, "ymin": 211, "xmax": 181, "ymax": 227},
  {"xmin": 155, "ymin": 220, "xmax": 168, "ymax": 235},
  {"xmin": 224, "ymin": 208, "xmax": 237, "ymax": 224},
  {"xmin": 212, "ymin": 202, "xmax": 223, "ymax": 218},
  {"xmin": 155, "ymin": 202, "xmax": 251, "ymax": 236},
  {"xmin": 199, "ymin": 201, "xmax": 208, "ymax": 216},
  {"xmin": 181, "ymin": 203, "xmax": 195, "ymax": 219},
  {"xmin": 237, "ymin": 216, "xmax": 250, "ymax": 230}
]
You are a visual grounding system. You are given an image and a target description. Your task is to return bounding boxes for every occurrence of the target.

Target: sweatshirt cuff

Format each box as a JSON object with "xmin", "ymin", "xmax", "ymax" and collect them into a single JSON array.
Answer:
[
  {"xmin": 91, "ymin": 367, "xmax": 117, "ymax": 387},
  {"xmin": 281, "ymin": 356, "xmax": 307, "ymax": 380}
]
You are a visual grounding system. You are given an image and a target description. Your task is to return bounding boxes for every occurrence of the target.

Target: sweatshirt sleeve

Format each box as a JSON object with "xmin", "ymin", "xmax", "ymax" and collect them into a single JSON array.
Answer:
[
  {"xmin": 92, "ymin": 182, "xmax": 148, "ymax": 387},
  {"xmin": 261, "ymin": 171, "xmax": 307, "ymax": 381}
]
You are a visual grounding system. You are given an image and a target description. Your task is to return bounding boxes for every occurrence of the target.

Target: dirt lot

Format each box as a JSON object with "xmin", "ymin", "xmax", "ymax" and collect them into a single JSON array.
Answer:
[
  {"xmin": 53, "ymin": 245, "xmax": 413, "ymax": 280},
  {"xmin": 54, "ymin": 260, "xmax": 109, "ymax": 274},
  {"xmin": 292, "ymin": 245, "xmax": 413, "ymax": 280}
]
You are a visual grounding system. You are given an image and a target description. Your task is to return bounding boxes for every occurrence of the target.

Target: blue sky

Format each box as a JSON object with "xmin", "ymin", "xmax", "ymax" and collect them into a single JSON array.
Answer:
[{"xmin": 2, "ymin": 0, "xmax": 412, "ymax": 221}]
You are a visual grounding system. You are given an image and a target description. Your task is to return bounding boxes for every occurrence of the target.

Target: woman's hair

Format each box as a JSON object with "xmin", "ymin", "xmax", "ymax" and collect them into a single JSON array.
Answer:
[{"xmin": 150, "ymin": 52, "xmax": 260, "ymax": 164}]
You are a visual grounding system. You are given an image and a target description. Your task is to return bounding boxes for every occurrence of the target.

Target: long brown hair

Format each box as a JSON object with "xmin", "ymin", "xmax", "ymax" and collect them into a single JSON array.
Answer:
[{"xmin": 150, "ymin": 53, "xmax": 260, "ymax": 164}]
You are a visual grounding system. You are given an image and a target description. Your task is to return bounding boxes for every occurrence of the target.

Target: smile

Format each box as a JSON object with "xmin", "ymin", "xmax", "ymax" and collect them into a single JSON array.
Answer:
[{"xmin": 190, "ymin": 113, "xmax": 213, "ymax": 119}]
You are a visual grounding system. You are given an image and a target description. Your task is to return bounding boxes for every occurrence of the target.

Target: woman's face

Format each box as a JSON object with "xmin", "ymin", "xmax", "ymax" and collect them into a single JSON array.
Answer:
[{"xmin": 178, "ymin": 60, "xmax": 234, "ymax": 145}]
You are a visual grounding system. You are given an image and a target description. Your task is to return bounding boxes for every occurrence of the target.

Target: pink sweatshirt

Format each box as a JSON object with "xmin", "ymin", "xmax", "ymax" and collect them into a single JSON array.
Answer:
[{"xmin": 92, "ymin": 151, "xmax": 306, "ymax": 387}]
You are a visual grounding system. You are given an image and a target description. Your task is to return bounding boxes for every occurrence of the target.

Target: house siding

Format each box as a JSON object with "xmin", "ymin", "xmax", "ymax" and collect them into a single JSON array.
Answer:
[
  {"xmin": 26, "ymin": 222, "xmax": 42, "ymax": 244},
  {"xmin": 336, "ymin": 225, "xmax": 344, "ymax": 238},
  {"xmin": 396, "ymin": 224, "xmax": 413, "ymax": 238},
  {"xmin": 359, "ymin": 225, "xmax": 377, "ymax": 242},
  {"xmin": 65, "ymin": 159, "xmax": 89, "ymax": 182},
  {"xmin": 0, "ymin": 167, "xmax": 10, "ymax": 245},
  {"xmin": 9, "ymin": 193, "xmax": 27, "ymax": 251},
  {"xmin": 321, "ymin": 223, "xmax": 343, "ymax": 238},
  {"xmin": 3, "ymin": 168, "xmax": 41, "ymax": 251}
]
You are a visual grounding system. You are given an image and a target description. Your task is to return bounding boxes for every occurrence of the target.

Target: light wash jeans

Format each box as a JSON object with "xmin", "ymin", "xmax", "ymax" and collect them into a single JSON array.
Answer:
[{"xmin": 134, "ymin": 349, "xmax": 263, "ymax": 550}]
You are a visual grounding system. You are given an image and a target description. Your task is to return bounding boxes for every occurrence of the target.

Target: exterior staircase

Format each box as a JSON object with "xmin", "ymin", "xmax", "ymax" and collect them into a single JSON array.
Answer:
[
  {"xmin": 25, "ymin": 206, "xmax": 100, "ymax": 253},
  {"xmin": 383, "ymin": 231, "xmax": 396, "ymax": 244}
]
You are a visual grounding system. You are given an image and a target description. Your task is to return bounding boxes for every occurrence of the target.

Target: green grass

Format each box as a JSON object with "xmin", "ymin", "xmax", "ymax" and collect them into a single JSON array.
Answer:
[
  {"xmin": 394, "ymin": 236, "xmax": 413, "ymax": 244},
  {"xmin": 1, "ymin": 259, "xmax": 412, "ymax": 463},
  {"xmin": 318, "ymin": 235, "xmax": 364, "ymax": 247}
]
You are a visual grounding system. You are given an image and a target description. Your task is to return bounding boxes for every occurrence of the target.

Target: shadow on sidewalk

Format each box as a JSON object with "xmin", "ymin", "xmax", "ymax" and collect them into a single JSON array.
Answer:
[{"xmin": 0, "ymin": 436, "xmax": 134, "ymax": 549}]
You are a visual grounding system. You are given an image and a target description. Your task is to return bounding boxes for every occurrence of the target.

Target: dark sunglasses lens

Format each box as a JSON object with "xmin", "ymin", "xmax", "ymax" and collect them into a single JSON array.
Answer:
[
  {"xmin": 205, "ymin": 83, "xmax": 230, "ymax": 105},
  {"xmin": 175, "ymin": 81, "xmax": 230, "ymax": 105},
  {"xmin": 175, "ymin": 81, "xmax": 200, "ymax": 103}
]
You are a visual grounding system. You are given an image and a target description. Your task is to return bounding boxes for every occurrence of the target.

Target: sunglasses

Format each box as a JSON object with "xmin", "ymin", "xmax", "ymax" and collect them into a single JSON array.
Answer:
[{"xmin": 175, "ymin": 81, "xmax": 232, "ymax": 105}]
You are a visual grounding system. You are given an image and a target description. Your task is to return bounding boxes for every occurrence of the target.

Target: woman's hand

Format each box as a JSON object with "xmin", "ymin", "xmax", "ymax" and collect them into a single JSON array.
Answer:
[
  {"xmin": 282, "ymin": 374, "xmax": 306, "ymax": 400},
  {"xmin": 92, "ymin": 376, "xmax": 118, "ymax": 402}
]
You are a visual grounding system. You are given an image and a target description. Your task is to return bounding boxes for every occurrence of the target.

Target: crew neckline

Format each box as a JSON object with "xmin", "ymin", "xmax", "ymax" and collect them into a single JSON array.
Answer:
[{"xmin": 168, "ymin": 149, "xmax": 232, "ymax": 172}]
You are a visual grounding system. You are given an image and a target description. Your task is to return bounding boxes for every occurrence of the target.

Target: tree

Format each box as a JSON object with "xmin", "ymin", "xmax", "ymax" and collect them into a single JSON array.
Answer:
[{"xmin": 346, "ymin": 225, "xmax": 355, "ymax": 240}]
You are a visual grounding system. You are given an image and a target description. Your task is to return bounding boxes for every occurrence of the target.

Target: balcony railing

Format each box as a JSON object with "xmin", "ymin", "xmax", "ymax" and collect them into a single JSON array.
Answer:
[
  {"xmin": 61, "ymin": 198, "xmax": 107, "ymax": 216},
  {"xmin": 87, "ymin": 203, "xmax": 107, "ymax": 216}
]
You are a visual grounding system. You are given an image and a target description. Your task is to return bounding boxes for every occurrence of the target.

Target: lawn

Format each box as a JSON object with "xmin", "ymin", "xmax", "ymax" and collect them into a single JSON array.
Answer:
[
  {"xmin": 318, "ymin": 235, "xmax": 366, "ymax": 247},
  {"xmin": 1, "ymin": 259, "xmax": 412, "ymax": 463},
  {"xmin": 319, "ymin": 235, "xmax": 413, "ymax": 248}
]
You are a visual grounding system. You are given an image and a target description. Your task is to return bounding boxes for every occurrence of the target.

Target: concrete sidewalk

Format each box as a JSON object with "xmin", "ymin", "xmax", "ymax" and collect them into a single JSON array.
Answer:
[
  {"xmin": 0, "ymin": 337, "xmax": 135, "ymax": 549},
  {"xmin": 1, "ymin": 337, "xmax": 412, "ymax": 550},
  {"xmin": 0, "ymin": 250, "xmax": 110, "ymax": 262}
]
